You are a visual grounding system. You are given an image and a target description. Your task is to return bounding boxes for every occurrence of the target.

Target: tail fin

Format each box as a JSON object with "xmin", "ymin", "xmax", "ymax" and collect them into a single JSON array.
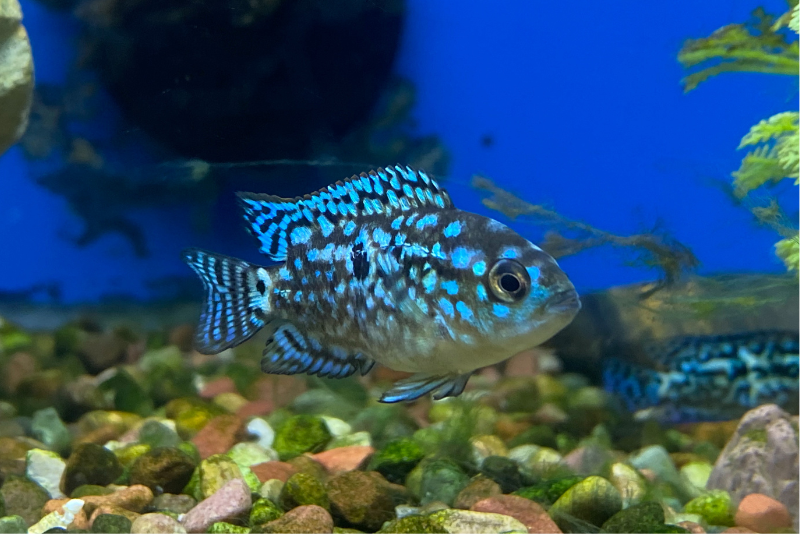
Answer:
[{"xmin": 182, "ymin": 248, "xmax": 270, "ymax": 354}]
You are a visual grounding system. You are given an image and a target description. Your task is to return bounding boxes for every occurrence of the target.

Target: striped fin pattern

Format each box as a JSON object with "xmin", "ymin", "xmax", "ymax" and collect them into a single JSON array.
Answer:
[
  {"xmin": 182, "ymin": 248, "xmax": 269, "ymax": 354},
  {"xmin": 261, "ymin": 323, "xmax": 375, "ymax": 379},
  {"xmin": 238, "ymin": 165, "xmax": 453, "ymax": 261},
  {"xmin": 379, "ymin": 372, "xmax": 473, "ymax": 403}
]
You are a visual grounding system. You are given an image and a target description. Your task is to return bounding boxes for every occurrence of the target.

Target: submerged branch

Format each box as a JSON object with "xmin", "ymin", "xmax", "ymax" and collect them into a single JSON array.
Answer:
[{"xmin": 471, "ymin": 175, "xmax": 700, "ymax": 296}]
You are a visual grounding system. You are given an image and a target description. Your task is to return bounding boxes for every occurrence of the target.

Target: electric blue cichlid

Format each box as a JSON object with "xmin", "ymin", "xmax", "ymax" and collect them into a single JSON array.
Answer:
[
  {"xmin": 183, "ymin": 165, "xmax": 580, "ymax": 402},
  {"xmin": 603, "ymin": 330, "xmax": 799, "ymax": 423}
]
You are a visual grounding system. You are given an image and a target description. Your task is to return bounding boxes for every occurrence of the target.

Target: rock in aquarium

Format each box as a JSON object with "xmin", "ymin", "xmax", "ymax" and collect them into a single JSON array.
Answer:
[{"xmin": 0, "ymin": 0, "xmax": 34, "ymax": 157}]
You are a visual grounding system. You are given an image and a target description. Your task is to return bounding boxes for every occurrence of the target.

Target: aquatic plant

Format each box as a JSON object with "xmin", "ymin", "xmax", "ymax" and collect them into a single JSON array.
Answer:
[
  {"xmin": 679, "ymin": 1, "xmax": 799, "ymax": 272},
  {"xmin": 678, "ymin": 5, "xmax": 799, "ymax": 92},
  {"xmin": 471, "ymin": 175, "xmax": 699, "ymax": 294}
]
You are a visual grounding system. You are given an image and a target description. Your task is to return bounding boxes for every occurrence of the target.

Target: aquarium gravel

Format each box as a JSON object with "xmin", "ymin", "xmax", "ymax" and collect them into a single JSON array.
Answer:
[{"xmin": 0, "ymin": 318, "xmax": 795, "ymax": 534}]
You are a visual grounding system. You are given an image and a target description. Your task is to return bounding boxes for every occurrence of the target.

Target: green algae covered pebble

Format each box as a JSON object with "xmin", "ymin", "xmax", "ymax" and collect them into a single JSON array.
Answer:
[
  {"xmin": 62, "ymin": 443, "xmax": 123, "ymax": 495},
  {"xmin": 0, "ymin": 515, "xmax": 27, "ymax": 533},
  {"xmin": 513, "ymin": 475, "xmax": 581, "ymax": 506},
  {"xmin": 113, "ymin": 443, "xmax": 151, "ymax": 469},
  {"xmin": 419, "ymin": 459, "xmax": 470, "ymax": 506},
  {"xmin": 90, "ymin": 514, "xmax": 132, "ymax": 533},
  {"xmin": 279, "ymin": 473, "xmax": 330, "ymax": 511},
  {"xmin": 273, "ymin": 415, "xmax": 331, "ymax": 460},
  {"xmin": 165, "ymin": 398, "xmax": 226, "ymax": 439},
  {"xmin": 369, "ymin": 438, "xmax": 425, "ymax": 484},
  {"xmin": 549, "ymin": 475, "xmax": 622, "ymax": 528},
  {"xmin": 601, "ymin": 501, "xmax": 665, "ymax": 533},
  {"xmin": 138, "ymin": 420, "xmax": 181, "ymax": 449},
  {"xmin": 377, "ymin": 515, "xmax": 447, "ymax": 533},
  {"xmin": 199, "ymin": 454, "xmax": 243, "ymax": 499},
  {"xmin": 31, "ymin": 408, "xmax": 71, "ymax": 456},
  {"xmin": 250, "ymin": 498, "xmax": 284, "ymax": 525},
  {"xmin": 428, "ymin": 509, "xmax": 528, "ymax": 533},
  {"xmin": 1, "ymin": 474, "xmax": 50, "ymax": 526},
  {"xmin": 130, "ymin": 447, "xmax": 197, "ymax": 494},
  {"xmin": 208, "ymin": 522, "xmax": 250, "ymax": 533},
  {"xmin": 684, "ymin": 489, "xmax": 735, "ymax": 526},
  {"xmin": 479, "ymin": 456, "xmax": 522, "ymax": 493}
]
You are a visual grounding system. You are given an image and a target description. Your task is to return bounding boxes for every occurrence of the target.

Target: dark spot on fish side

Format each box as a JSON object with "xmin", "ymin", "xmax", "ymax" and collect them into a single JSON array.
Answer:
[
  {"xmin": 256, "ymin": 280, "xmax": 266, "ymax": 294},
  {"xmin": 352, "ymin": 242, "xmax": 369, "ymax": 280}
]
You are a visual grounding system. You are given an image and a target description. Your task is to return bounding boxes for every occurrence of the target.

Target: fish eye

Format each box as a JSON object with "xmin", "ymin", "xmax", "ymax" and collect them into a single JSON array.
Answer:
[{"xmin": 488, "ymin": 259, "xmax": 530, "ymax": 303}]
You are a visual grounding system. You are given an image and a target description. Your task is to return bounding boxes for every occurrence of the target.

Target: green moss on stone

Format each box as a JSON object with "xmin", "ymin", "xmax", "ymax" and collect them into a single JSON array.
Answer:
[
  {"xmin": 279, "ymin": 473, "xmax": 330, "ymax": 511},
  {"xmin": 130, "ymin": 447, "xmax": 197, "ymax": 494},
  {"xmin": 479, "ymin": 456, "xmax": 523, "ymax": 493},
  {"xmin": 90, "ymin": 514, "xmax": 132, "ymax": 534},
  {"xmin": 208, "ymin": 522, "xmax": 250, "ymax": 533},
  {"xmin": 509, "ymin": 425, "xmax": 558, "ymax": 449},
  {"xmin": 418, "ymin": 458, "xmax": 470, "ymax": 506},
  {"xmin": 513, "ymin": 476, "xmax": 582, "ymax": 506},
  {"xmin": 62, "ymin": 443, "xmax": 124, "ymax": 495},
  {"xmin": 273, "ymin": 415, "xmax": 331, "ymax": 460},
  {"xmin": 199, "ymin": 455, "xmax": 243, "ymax": 499},
  {"xmin": 602, "ymin": 502, "xmax": 666, "ymax": 533},
  {"xmin": 368, "ymin": 438, "xmax": 425, "ymax": 484},
  {"xmin": 182, "ymin": 467, "xmax": 202, "ymax": 501},
  {"xmin": 250, "ymin": 498, "xmax": 284, "ymax": 526},
  {"xmin": 0, "ymin": 515, "xmax": 26, "ymax": 533},
  {"xmin": 549, "ymin": 475, "xmax": 622, "ymax": 529},
  {"xmin": 376, "ymin": 515, "xmax": 447, "ymax": 533},
  {"xmin": 684, "ymin": 489, "xmax": 735, "ymax": 526},
  {"xmin": 744, "ymin": 428, "xmax": 768, "ymax": 443},
  {"xmin": 113, "ymin": 444, "xmax": 151, "ymax": 469}
]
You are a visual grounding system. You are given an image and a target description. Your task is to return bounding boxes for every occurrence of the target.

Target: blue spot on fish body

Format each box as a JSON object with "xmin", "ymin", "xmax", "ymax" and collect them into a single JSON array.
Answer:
[
  {"xmin": 343, "ymin": 220, "xmax": 357, "ymax": 236},
  {"xmin": 439, "ymin": 298, "xmax": 455, "ymax": 317},
  {"xmin": 443, "ymin": 221, "xmax": 462, "ymax": 238},
  {"xmin": 294, "ymin": 258, "xmax": 303, "ymax": 269},
  {"xmin": 441, "ymin": 280, "xmax": 459, "ymax": 295},
  {"xmin": 391, "ymin": 216, "xmax": 404, "ymax": 230},
  {"xmin": 416, "ymin": 213, "xmax": 438, "ymax": 229},
  {"xmin": 493, "ymin": 303, "xmax": 510, "ymax": 318},
  {"xmin": 423, "ymin": 271, "xmax": 438, "ymax": 293},
  {"xmin": 318, "ymin": 215, "xmax": 335, "ymax": 237},
  {"xmin": 451, "ymin": 247, "xmax": 474, "ymax": 269},
  {"xmin": 456, "ymin": 301, "xmax": 475, "ymax": 323},
  {"xmin": 290, "ymin": 226, "xmax": 312, "ymax": 245},
  {"xmin": 473, "ymin": 261, "xmax": 487, "ymax": 276},
  {"xmin": 500, "ymin": 247, "xmax": 518, "ymax": 259},
  {"xmin": 476, "ymin": 284, "xmax": 488, "ymax": 301}
]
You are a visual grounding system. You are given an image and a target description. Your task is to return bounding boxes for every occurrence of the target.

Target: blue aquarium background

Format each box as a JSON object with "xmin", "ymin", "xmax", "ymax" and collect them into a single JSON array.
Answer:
[{"xmin": 0, "ymin": 0, "xmax": 797, "ymax": 304}]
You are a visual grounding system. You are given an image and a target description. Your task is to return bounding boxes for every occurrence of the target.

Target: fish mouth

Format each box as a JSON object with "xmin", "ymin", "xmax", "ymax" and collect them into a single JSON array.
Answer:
[{"xmin": 546, "ymin": 289, "xmax": 581, "ymax": 315}]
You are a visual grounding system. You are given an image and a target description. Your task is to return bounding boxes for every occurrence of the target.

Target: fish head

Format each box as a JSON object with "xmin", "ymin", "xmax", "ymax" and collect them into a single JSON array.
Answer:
[{"xmin": 443, "ymin": 212, "xmax": 581, "ymax": 360}]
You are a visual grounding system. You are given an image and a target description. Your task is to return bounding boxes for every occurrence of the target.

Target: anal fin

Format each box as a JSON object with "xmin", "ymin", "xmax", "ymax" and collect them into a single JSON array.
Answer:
[
  {"xmin": 379, "ymin": 372, "xmax": 473, "ymax": 403},
  {"xmin": 262, "ymin": 324, "xmax": 375, "ymax": 379}
]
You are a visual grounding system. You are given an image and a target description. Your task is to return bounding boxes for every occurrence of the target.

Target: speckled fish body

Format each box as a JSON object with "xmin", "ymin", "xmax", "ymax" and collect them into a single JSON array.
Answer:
[
  {"xmin": 603, "ymin": 330, "xmax": 799, "ymax": 423},
  {"xmin": 183, "ymin": 165, "xmax": 580, "ymax": 402}
]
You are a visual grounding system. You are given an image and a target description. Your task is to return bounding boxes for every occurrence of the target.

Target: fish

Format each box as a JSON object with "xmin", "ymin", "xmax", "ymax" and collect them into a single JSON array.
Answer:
[
  {"xmin": 602, "ymin": 330, "xmax": 799, "ymax": 423},
  {"xmin": 182, "ymin": 165, "xmax": 581, "ymax": 402}
]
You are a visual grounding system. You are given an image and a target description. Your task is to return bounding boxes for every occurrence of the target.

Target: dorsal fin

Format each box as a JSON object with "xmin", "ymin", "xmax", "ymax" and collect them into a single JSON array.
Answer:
[{"xmin": 238, "ymin": 165, "xmax": 453, "ymax": 261}]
